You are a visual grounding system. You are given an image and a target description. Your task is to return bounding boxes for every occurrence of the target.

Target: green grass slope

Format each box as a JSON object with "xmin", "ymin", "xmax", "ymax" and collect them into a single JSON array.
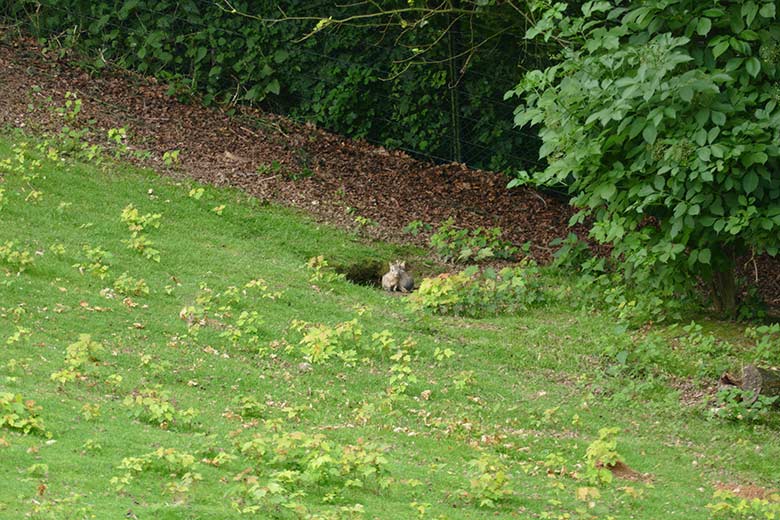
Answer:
[{"xmin": 0, "ymin": 132, "xmax": 778, "ymax": 519}]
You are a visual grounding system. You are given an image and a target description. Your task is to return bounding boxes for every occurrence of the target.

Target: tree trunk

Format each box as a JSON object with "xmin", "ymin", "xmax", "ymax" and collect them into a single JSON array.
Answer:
[
  {"xmin": 742, "ymin": 365, "xmax": 780, "ymax": 403},
  {"xmin": 446, "ymin": 0, "xmax": 463, "ymax": 163},
  {"xmin": 710, "ymin": 244, "xmax": 737, "ymax": 318},
  {"xmin": 711, "ymin": 267, "xmax": 737, "ymax": 317},
  {"xmin": 719, "ymin": 365, "xmax": 780, "ymax": 403}
]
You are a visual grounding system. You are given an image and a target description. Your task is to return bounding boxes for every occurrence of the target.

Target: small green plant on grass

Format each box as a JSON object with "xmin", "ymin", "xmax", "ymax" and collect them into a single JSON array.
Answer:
[
  {"xmin": 291, "ymin": 319, "xmax": 362, "ymax": 364},
  {"xmin": 1, "ymin": 141, "xmax": 42, "ymax": 179},
  {"xmin": 80, "ymin": 403, "xmax": 101, "ymax": 421},
  {"xmin": 707, "ymin": 489, "xmax": 780, "ymax": 518},
  {"xmin": 463, "ymin": 454, "xmax": 513, "ymax": 508},
  {"xmin": 233, "ymin": 427, "xmax": 389, "ymax": 512},
  {"xmin": 430, "ymin": 218, "xmax": 517, "ymax": 263},
  {"xmin": 2, "ymin": 141, "xmax": 45, "ymax": 205},
  {"xmin": 230, "ymin": 395, "xmax": 267, "ymax": 419},
  {"xmin": 0, "ymin": 241, "xmax": 35, "ymax": 273},
  {"xmin": 27, "ymin": 492, "xmax": 95, "ymax": 519},
  {"xmin": 111, "ymin": 447, "xmax": 200, "ymax": 494},
  {"xmin": 745, "ymin": 324, "xmax": 780, "ymax": 365},
  {"xmin": 306, "ymin": 255, "xmax": 345, "ymax": 284},
  {"xmin": 584, "ymin": 427, "xmax": 623, "ymax": 486},
  {"xmin": 73, "ymin": 244, "xmax": 112, "ymax": 279},
  {"xmin": 113, "ymin": 272, "xmax": 150, "ymax": 296},
  {"xmin": 64, "ymin": 334, "xmax": 104, "ymax": 368},
  {"xmin": 5, "ymin": 326, "xmax": 29, "ymax": 345},
  {"xmin": 0, "ymin": 392, "xmax": 46, "ymax": 435},
  {"xmin": 50, "ymin": 334, "xmax": 104, "ymax": 385},
  {"xmin": 370, "ymin": 330, "xmax": 396, "ymax": 358},
  {"xmin": 403, "ymin": 220, "xmax": 432, "ymax": 236},
  {"xmin": 452, "ymin": 370, "xmax": 476, "ymax": 391},
  {"xmin": 433, "ymin": 346, "xmax": 455, "ymax": 363},
  {"xmin": 162, "ymin": 149, "xmax": 181, "ymax": 167},
  {"xmin": 49, "ymin": 242, "xmax": 66, "ymax": 256},
  {"xmin": 120, "ymin": 203, "xmax": 162, "ymax": 262},
  {"xmin": 123, "ymin": 387, "xmax": 198, "ymax": 429},
  {"xmin": 409, "ymin": 264, "xmax": 545, "ymax": 317},
  {"xmin": 245, "ymin": 277, "xmax": 284, "ymax": 300},
  {"xmin": 220, "ymin": 310, "xmax": 263, "ymax": 350},
  {"xmin": 81, "ymin": 439, "xmax": 103, "ymax": 453},
  {"xmin": 388, "ymin": 337, "xmax": 417, "ymax": 395},
  {"xmin": 707, "ymin": 387, "xmax": 778, "ymax": 423}
]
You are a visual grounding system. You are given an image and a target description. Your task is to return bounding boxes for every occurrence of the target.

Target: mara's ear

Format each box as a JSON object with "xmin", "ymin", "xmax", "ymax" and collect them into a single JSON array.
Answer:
[{"xmin": 400, "ymin": 261, "xmax": 407, "ymax": 269}]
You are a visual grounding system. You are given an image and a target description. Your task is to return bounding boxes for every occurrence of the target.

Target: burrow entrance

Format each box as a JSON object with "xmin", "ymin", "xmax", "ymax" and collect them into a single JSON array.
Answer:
[{"xmin": 333, "ymin": 259, "xmax": 387, "ymax": 288}]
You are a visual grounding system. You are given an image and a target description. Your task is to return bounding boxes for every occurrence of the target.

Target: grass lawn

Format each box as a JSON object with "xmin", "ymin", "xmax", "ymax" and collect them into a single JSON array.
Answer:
[{"xmin": 0, "ymin": 131, "xmax": 779, "ymax": 519}]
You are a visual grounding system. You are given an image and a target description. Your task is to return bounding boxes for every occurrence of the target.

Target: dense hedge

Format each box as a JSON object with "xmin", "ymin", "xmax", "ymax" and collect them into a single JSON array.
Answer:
[{"xmin": 2, "ymin": 0, "xmax": 550, "ymax": 172}]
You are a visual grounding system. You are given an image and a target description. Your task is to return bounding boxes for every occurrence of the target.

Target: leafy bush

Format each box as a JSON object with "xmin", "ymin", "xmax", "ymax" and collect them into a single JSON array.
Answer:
[
  {"xmin": 409, "ymin": 264, "xmax": 545, "ymax": 317},
  {"xmin": 549, "ymin": 233, "xmax": 592, "ymax": 270},
  {"xmin": 600, "ymin": 332, "xmax": 674, "ymax": 378},
  {"xmin": 512, "ymin": 0, "xmax": 780, "ymax": 315},
  {"xmin": 430, "ymin": 218, "xmax": 517, "ymax": 263},
  {"xmin": 572, "ymin": 269, "xmax": 691, "ymax": 326}
]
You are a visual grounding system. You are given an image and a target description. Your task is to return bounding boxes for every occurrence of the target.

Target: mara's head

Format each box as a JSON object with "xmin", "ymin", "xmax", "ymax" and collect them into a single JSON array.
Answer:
[{"xmin": 389, "ymin": 260, "xmax": 406, "ymax": 273}]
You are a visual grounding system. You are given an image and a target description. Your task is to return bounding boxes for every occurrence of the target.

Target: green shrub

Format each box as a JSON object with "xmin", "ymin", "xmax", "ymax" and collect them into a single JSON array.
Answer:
[
  {"xmin": 409, "ymin": 264, "xmax": 544, "ymax": 317},
  {"xmin": 430, "ymin": 218, "xmax": 517, "ymax": 263},
  {"xmin": 512, "ymin": 0, "xmax": 780, "ymax": 315}
]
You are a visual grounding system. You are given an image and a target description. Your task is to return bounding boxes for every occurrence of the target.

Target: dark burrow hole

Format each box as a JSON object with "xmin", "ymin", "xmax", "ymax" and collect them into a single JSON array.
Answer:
[{"xmin": 333, "ymin": 259, "xmax": 386, "ymax": 288}]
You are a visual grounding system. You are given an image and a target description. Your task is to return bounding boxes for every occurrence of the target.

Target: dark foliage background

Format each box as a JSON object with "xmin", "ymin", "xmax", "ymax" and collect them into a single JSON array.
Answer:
[{"xmin": 2, "ymin": 0, "xmax": 553, "ymax": 172}]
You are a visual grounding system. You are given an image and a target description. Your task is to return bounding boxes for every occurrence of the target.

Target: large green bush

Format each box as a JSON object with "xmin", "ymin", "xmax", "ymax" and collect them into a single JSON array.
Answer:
[{"xmin": 511, "ymin": 0, "xmax": 780, "ymax": 314}]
